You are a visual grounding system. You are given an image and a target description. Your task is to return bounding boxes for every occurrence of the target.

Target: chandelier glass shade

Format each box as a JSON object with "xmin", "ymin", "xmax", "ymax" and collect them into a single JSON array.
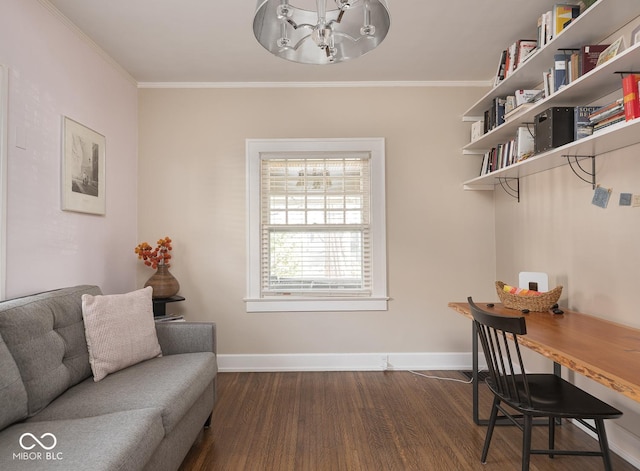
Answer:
[{"xmin": 253, "ymin": 0, "xmax": 391, "ymax": 65}]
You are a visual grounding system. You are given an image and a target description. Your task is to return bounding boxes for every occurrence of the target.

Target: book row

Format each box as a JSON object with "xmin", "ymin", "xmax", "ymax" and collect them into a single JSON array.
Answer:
[
  {"xmin": 473, "ymin": 52, "xmax": 634, "ymax": 143},
  {"xmin": 494, "ymin": 3, "xmax": 587, "ymax": 87},
  {"xmin": 479, "ymin": 80, "xmax": 640, "ymax": 177},
  {"xmin": 475, "ymin": 91, "xmax": 543, "ymax": 138},
  {"xmin": 479, "ymin": 127, "xmax": 534, "ymax": 175},
  {"xmin": 544, "ymin": 37, "xmax": 624, "ymax": 96}
]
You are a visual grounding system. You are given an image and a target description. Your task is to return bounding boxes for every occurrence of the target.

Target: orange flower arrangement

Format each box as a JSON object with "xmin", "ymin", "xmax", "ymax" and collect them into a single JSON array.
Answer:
[{"xmin": 134, "ymin": 236, "xmax": 173, "ymax": 269}]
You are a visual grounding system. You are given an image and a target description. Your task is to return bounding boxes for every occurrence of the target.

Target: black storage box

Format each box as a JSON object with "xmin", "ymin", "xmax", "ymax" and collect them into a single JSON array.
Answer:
[{"xmin": 534, "ymin": 107, "xmax": 574, "ymax": 154}]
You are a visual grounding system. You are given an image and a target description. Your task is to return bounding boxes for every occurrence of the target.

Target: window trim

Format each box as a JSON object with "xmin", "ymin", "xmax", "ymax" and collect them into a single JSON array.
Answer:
[{"xmin": 246, "ymin": 138, "xmax": 388, "ymax": 312}]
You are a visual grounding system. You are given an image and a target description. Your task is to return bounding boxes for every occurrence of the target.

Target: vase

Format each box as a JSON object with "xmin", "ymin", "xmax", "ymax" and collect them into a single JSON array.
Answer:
[{"xmin": 144, "ymin": 264, "xmax": 180, "ymax": 299}]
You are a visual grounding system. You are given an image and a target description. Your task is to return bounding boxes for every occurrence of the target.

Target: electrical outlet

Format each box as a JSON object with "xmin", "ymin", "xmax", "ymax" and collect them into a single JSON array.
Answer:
[{"xmin": 633, "ymin": 195, "xmax": 640, "ymax": 207}]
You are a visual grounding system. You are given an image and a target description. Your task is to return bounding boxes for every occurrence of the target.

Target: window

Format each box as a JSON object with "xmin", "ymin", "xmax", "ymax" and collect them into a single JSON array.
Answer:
[{"xmin": 246, "ymin": 138, "xmax": 387, "ymax": 312}]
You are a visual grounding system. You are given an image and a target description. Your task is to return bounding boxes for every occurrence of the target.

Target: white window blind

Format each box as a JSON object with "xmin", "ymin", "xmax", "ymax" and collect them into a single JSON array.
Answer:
[
  {"xmin": 246, "ymin": 138, "xmax": 387, "ymax": 312},
  {"xmin": 261, "ymin": 155, "xmax": 371, "ymax": 296}
]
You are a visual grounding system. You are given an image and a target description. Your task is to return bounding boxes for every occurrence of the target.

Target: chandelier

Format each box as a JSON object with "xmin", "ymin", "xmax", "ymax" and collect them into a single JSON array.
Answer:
[{"xmin": 253, "ymin": 0, "xmax": 391, "ymax": 65}]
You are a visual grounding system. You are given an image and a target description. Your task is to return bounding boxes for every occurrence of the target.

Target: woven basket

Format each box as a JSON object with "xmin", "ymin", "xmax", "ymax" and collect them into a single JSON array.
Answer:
[{"xmin": 495, "ymin": 281, "xmax": 563, "ymax": 312}]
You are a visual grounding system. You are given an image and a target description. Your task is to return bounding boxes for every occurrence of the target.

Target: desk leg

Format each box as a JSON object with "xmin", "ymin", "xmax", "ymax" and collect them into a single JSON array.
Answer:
[
  {"xmin": 553, "ymin": 361, "xmax": 562, "ymax": 425},
  {"xmin": 472, "ymin": 321, "xmax": 481, "ymax": 425}
]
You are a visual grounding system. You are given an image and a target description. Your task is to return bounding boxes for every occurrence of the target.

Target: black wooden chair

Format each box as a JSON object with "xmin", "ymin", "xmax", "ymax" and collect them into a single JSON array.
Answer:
[{"xmin": 467, "ymin": 297, "xmax": 622, "ymax": 471}]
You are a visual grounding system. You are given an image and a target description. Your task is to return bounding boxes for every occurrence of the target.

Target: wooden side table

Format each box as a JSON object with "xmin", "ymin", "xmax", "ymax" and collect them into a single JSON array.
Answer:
[{"xmin": 152, "ymin": 295, "xmax": 185, "ymax": 317}]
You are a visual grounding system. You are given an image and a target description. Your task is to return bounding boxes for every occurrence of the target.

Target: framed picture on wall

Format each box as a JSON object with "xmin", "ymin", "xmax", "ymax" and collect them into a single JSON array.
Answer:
[{"xmin": 61, "ymin": 116, "xmax": 106, "ymax": 215}]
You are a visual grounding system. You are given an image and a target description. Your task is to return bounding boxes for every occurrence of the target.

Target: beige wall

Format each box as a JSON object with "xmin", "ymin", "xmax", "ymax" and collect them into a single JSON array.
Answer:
[
  {"xmin": 491, "ymin": 15, "xmax": 640, "ymax": 463},
  {"xmin": 495, "ymin": 141, "xmax": 640, "ymax": 458},
  {"xmin": 496, "ymin": 144, "xmax": 640, "ymax": 328},
  {"xmin": 138, "ymin": 86, "xmax": 494, "ymax": 357},
  {"xmin": 139, "ymin": 84, "xmax": 640, "ymax": 465}
]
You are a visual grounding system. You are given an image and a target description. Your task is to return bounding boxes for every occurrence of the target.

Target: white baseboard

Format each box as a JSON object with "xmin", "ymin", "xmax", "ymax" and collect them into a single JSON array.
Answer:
[
  {"xmin": 217, "ymin": 352, "xmax": 484, "ymax": 372},
  {"xmin": 572, "ymin": 419, "xmax": 640, "ymax": 470}
]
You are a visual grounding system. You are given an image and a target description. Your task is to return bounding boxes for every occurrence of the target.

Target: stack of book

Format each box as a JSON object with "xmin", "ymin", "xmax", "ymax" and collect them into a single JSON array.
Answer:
[
  {"xmin": 515, "ymin": 126, "xmax": 535, "ymax": 161},
  {"xmin": 622, "ymin": 73, "xmax": 640, "ymax": 121},
  {"xmin": 588, "ymin": 99, "xmax": 625, "ymax": 133},
  {"xmin": 537, "ymin": 4, "xmax": 581, "ymax": 48},
  {"xmin": 483, "ymin": 96, "xmax": 507, "ymax": 132},
  {"xmin": 480, "ymin": 143, "xmax": 512, "ymax": 176},
  {"xmin": 544, "ymin": 43, "xmax": 616, "ymax": 95},
  {"xmin": 479, "ymin": 126, "xmax": 535, "ymax": 176},
  {"xmin": 470, "ymin": 119, "xmax": 485, "ymax": 142},
  {"xmin": 574, "ymin": 105, "xmax": 601, "ymax": 140},
  {"xmin": 504, "ymin": 89, "xmax": 544, "ymax": 121},
  {"xmin": 494, "ymin": 4, "xmax": 589, "ymax": 89},
  {"xmin": 553, "ymin": 51, "xmax": 572, "ymax": 92},
  {"xmin": 494, "ymin": 40, "xmax": 537, "ymax": 86},
  {"xmin": 571, "ymin": 44, "xmax": 610, "ymax": 80}
]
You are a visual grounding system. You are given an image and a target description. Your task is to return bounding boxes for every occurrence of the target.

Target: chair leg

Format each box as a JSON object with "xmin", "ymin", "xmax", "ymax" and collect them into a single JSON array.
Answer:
[
  {"xmin": 522, "ymin": 414, "xmax": 533, "ymax": 471},
  {"xmin": 481, "ymin": 396, "xmax": 500, "ymax": 464},
  {"xmin": 595, "ymin": 419, "xmax": 613, "ymax": 471},
  {"xmin": 548, "ymin": 416, "xmax": 555, "ymax": 458}
]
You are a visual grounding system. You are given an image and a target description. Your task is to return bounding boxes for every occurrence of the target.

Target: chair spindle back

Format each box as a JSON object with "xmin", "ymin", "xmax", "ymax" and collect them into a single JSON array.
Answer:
[{"xmin": 468, "ymin": 297, "xmax": 532, "ymax": 407}]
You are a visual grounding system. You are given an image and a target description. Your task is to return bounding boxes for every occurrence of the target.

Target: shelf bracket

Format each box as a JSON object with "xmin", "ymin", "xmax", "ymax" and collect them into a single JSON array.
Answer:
[
  {"xmin": 497, "ymin": 177, "xmax": 520, "ymax": 202},
  {"xmin": 564, "ymin": 155, "xmax": 596, "ymax": 189}
]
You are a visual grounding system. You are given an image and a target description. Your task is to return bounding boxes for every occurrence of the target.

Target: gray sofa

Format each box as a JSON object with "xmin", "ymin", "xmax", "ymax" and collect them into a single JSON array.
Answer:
[{"xmin": 0, "ymin": 285, "xmax": 217, "ymax": 471}]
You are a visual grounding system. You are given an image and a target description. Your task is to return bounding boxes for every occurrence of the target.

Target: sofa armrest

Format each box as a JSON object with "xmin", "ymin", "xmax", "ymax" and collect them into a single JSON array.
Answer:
[{"xmin": 154, "ymin": 322, "xmax": 216, "ymax": 356}]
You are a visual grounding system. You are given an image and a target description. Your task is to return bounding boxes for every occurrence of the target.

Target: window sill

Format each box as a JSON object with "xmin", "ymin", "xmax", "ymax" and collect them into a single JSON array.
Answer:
[{"xmin": 244, "ymin": 297, "xmax": 389, "ymax": 312}]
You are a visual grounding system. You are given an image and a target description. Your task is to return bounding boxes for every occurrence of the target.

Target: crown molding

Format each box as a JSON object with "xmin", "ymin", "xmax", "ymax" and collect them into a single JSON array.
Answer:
[{"xmin": 138, "ymin": 80, "xmax": 493, "ymax": 89}]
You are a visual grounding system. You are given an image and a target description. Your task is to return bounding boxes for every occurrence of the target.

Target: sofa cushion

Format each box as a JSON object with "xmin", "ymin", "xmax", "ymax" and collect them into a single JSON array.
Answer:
[
  {"xmin": 0, "ymin": 332, "xmax": 28, "ymax": 430},
  {"xmin": 29, "ymin": 352, "xmax": 217, "ymax": 435},
  {"xmin": 0, "ymin": 285, "xmax": 101, "ymax": 417},
  {"xmin": 0, "ymin": 409, "xmax": 164, "ymax": 471},
  {"xmin": 81, "ymin": 287, "xmax": 162, "ymax": 381}
]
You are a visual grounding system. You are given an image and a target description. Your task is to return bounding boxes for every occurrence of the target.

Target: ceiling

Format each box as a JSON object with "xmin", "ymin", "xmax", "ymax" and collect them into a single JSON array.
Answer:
[{"xmin": 46, "ymin": 0, "xmax": 564, "ymax": 85}]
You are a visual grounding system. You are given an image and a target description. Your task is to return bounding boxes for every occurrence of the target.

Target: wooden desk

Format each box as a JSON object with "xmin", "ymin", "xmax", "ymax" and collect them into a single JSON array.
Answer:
[{"xmin": 449, "ymin": 302, "xmax": 640, "ymax": 423}]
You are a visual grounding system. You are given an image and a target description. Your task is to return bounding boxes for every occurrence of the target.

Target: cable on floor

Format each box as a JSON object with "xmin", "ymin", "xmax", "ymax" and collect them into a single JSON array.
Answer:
[
  {"xmin": 385, "ymin": 360, "xmax": 486, "ymax": 384},
  {"xmin": 407, "ymin": 370, "xmax": 474, "ymax": 384}
]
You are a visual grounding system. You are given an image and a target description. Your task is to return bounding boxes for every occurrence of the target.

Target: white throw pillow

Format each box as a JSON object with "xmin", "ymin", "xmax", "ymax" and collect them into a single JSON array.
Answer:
[{"xmin": 81, "ymin": 287, "xmax": 162, "ymax": 381}]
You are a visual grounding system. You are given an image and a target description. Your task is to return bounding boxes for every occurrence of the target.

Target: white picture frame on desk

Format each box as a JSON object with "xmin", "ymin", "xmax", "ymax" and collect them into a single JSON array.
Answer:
[
  {"xmin": 61, "ymin": 116, "xmax": 106, "ymax": 215},
  {"xmin": 519, "ymin": 272, "xmax": 549, "ymax": 292}
]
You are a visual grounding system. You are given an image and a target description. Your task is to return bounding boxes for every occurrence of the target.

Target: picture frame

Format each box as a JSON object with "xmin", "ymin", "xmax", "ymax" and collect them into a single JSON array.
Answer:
[
  {"xmin": 61, "ymin": 116, "xmax": 106, "ymax": 215},
  {"xmin": 632, "ymin": 24, "xmax": 640, "ymax": 46},
  {"xmin": 595, "ymin": 36, "xmax": 624, "ymax": 66}
]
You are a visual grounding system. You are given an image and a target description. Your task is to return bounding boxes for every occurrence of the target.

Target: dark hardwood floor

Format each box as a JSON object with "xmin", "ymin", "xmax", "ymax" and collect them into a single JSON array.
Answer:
[{"xmin": 179, "ymin": 371, "xmax": 637, "ymax": 471}]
